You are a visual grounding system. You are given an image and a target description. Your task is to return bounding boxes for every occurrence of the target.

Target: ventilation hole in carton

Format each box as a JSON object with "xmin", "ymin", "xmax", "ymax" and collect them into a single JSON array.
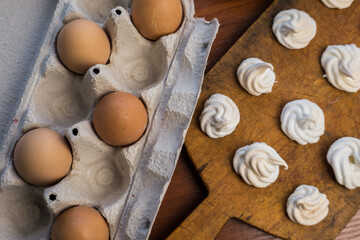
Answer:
[
  {"xmin": 72, "ymin": 128, "xmax": 78, "ymax": 136},
  {"xmin": 142, "ymin": 219, "xmax": 151, "ymax": 229},
  {"xmin": 93, "ymin": 68, "xmax": 100, "ymax": 74},
  {"xmin": 202, "ymin": 42, "xmax": 209, "ymax": 50},
  {"xmin": 115, "ymin": 9, "xmax": 122, "ymax": 15},
  {"xmin": 49, "ymin": 194, "xmax": 57, "ymax": 201}
]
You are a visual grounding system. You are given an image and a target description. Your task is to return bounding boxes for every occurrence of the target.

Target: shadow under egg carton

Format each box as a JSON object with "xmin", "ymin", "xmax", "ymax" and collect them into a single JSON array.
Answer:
[{"xmin": 0, "ymin": 0, "xmax": 219, "ymax": 239}]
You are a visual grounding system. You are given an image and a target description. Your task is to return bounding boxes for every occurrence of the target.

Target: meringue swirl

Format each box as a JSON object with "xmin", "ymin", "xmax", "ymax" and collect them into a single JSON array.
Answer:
[
  {"xmin": 327, "ymin": 137, "xmax": 360, "ymax": 189},
  {"xmin": 287, "ymin": 185, "xmax": 329, "ymax": 226},
  {"xmin": 200, "ymin": 94, "xmax": 240, "ymax": 138},
  {"xmin": 272, "ymin": 9, "xmax": 317, "ymax": 49},
  {"xmin": 237, "ymin": 58, "xmax": 276, "ymax": 96},
  {"xmin": 233, "ymin": 142, "xmax": 288, "ymax": 188},
  {"xmin": 281, "ymin": 99, "xmax": 325, "ymax": 145},
  {"xmin": 321, "ymin": 0, "xmax": 354, "ymax": 9},
  {"xmin": 321, "ymin": 44, "xmax": 360, "ymax": 93}
]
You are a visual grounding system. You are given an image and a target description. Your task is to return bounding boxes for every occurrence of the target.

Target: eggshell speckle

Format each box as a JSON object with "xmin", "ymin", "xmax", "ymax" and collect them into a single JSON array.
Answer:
[
  {"xmin": 51, "ymin": 206, "xmax": 109, "ymax": 240},
  {"xmin": 131, "ymin": 0, "xmax": 183, "ymax": 40},
  {"xmin": 14, "ymin": 128, "xmax": 72, "ymax": 186},
  {"xmin": 57, "ymin": 19, "xmax": 111, "ymax": 74},
  {"xmin": 93, "ymin": 92, "xmax": 148, "ymax": 147}
]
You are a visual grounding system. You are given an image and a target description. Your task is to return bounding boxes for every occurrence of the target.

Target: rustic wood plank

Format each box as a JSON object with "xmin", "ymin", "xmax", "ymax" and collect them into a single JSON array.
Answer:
[
  {"xmin": 178, "ymin": 0, "xmax": 360, "ymax": 239},
  {"xmin": 194, "ymin": 0, "xmax": 275, "ymax": 72},
  {"xmin": 170, "ymin": 196, "xmax": 230, "ymax": 240},
  {"xmin": 151, "ymin": 0, "xmax": 360, "ymax": 239},
  {"xmin": 150, "ymin": 1, "xmax": 274, "ymax": 239},
  {"xmin": 337, "ymin": 211, "xmax": 360, "ymax": 240},
  {"xmin": 149, "ymin": 149, "xmax": 207, "ymax": 240},
  {"xmin": 217, "ymin": 218, "xmax": 281, "ymax": 240}
]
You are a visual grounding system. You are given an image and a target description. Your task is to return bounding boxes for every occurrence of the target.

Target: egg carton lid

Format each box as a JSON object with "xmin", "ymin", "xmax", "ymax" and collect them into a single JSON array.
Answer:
[{"xmin": 0, "ymin": 0, "xmax": 59, "ymax": 150}]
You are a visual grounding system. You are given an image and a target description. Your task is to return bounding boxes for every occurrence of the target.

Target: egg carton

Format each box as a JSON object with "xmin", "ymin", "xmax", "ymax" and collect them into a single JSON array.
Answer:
[{"xmin": 0, "ymin": 0, "xmax": 219, "ymax": 239}]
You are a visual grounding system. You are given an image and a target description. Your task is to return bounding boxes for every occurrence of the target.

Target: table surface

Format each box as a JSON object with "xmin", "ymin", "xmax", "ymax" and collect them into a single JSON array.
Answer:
[{"xmin": 149, "ymin": 0, "xmax": 360, "ymax": 239}]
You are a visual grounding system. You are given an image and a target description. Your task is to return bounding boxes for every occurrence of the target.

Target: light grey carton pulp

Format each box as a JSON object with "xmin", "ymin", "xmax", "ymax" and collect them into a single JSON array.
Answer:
[{"xmin": 0, "ymin": 0, "xmax": 219, "ymax": 239}]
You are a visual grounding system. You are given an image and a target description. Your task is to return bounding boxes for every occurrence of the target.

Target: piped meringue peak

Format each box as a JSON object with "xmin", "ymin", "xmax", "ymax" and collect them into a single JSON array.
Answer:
[
  {"xmin": 200, "ymin": 94, "xmax": 240, "ymax": 138},
  {"xmin": 327, "ymin": 137, "xmax": 360, "ymax": 189},
  {"xmin": 321, "ymin": 0, "xmax": 354, "ymax": 9},
  {"xmin": 272, "ymin": 9, "xmax": 317, "ymax": 49},
  {"xmin": 287, "ymin": 185, "xmax": 329, "ymax": 226},
  {"xmin": 281, "ymin": 99, "xmax": 325, "ymax": 145},
  {"xmin": 233, "ymin": 142, "xmax": 288, "ymax": 188},
  {"xmin": 237, "ymin": 58, "xmax": 276, "ymax": 96},
  {"xmin": 321, "ymin": 44, "xmax": 360, "ymax": 93}
]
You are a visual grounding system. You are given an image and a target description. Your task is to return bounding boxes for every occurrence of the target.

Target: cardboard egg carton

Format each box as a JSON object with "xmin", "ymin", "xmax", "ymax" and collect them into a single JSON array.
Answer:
[{"xmin": 0, "ymin": 0, "xmax": 219, "ymax": 239}]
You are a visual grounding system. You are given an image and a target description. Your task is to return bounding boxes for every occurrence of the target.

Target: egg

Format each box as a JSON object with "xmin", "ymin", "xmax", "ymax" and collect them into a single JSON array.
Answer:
[
  {"xmin": 93, "ymin": 91, "xmax": 148, "ymax": 147},
  {"xmin": 57, "ymin": 19, "xmax": 111, "ymax": 74},
  {"xmin": 14, "ymin": 128, "xmax": 72, "ymax": 186},
  {"xmin": 131, "ymin": 0, "xmax": 183, "ymax": 40},
  {"xmin": 51, "ymin": 206, "xmax": 109, "ymax": 240}
]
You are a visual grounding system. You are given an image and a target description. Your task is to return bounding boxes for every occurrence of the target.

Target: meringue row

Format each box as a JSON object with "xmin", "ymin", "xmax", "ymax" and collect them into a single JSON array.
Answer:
[{"xmin": 197, "ymin": 2, "xmax": 359, "ymax": 229}]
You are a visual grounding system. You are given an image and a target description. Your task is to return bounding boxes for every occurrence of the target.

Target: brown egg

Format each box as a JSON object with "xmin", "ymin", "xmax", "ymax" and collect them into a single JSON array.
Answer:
[
  {"xmin": 93, "ymin": 92, "xmax": 148, "ymax": 147},
  {"xmin": 131, "ymin": 0, "xmax": 183, "ymax": 40},
  {"xmin": 14, "ymin": 128, "xmax": 72, "ymax": 186},
  {"xmin": 51, "ymin": 206, "xmax": 109, "ymax": 240},
  {"xmin": 57, "ymin": 19, "xmax": 111, "ymax": 74}
]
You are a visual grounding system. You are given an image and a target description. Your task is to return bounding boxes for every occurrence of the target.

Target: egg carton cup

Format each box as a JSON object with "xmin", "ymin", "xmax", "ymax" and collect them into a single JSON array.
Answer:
[{"xmin": 0, "ymin": 0, "xmax": 219, "ymax": 239}]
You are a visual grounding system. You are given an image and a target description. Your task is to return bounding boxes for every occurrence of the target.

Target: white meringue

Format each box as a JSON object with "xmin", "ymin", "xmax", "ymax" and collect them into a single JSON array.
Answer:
[
  {"xmin": 321, "ymin": 0, "xmax": 354, "ymax": 9},
  {"xmin": 287, "ymin": 185, "xmax": 329, "ymax": 226},
  {"xmin": 321, "ymin": 44, "xmax": 360, "ymax": 93},
  {"xmin": 237, "ymin": 58, "xmax": 276, "ymax": 96},
  {"xmin": 200, "ymin": 94, "xmax": 240, "ymax": 138},
  {"xmin": 327, "ymin": 137, "xmax": 360, "ymax": 189},
  {"xmin": 281, "ymin": 99, "xmax": 325, "ymax": 145},
  {"xmin": 233, "ymin": 142, "xmax": 288, "ymax": 188},
  {"xmin": 272, "ymin": 9, "xmax": 317, "ymax": 49}
]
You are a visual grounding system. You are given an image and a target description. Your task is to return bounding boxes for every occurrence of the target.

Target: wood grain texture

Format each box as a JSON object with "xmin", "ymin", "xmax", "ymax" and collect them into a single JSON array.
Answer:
[
  {"xmin": 217, "ymin": 218, "xmax": 281, "ymax": 240},
  {"xmin": 151, "ymin": 0, "xmax": 360, "ymax": 239},
  {"xmin": 194, "ymin": 0, "xmax": 275, "ymax": 72},
  {"xmin": 149, "ymin": 149, "xmax": 208, "ymax": 240},
  {"xmin": 171, "ymin": 0, "xmax": 360, "ymax": 239},
  {"xmin": 150, "ymin": 1, "xmax": 274, "ymax": 239}
]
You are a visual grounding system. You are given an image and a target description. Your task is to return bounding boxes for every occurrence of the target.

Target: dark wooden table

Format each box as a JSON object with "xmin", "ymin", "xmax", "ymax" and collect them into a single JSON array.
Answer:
[{"xmin": 149, "ymin": 1, "xmax": 360, "ymax": 239}]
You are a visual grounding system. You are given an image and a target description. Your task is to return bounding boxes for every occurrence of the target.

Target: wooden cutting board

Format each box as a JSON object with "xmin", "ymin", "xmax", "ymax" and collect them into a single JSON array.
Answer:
[{"xmin": 168, "ymin": 0, "xmax": 360, "ymax": 239}]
